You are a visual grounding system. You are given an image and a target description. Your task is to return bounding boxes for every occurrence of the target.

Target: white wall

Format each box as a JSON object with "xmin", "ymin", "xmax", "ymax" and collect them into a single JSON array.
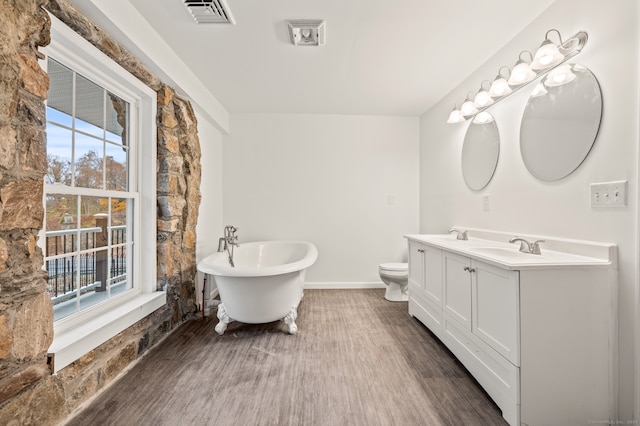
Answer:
[
  {"xmin": 223, "ymin": 114, "xmax": 420, "ymax": 285},
  {"xmin": 194, "ymin": 112, "xmax": 225, "ymax": 305},
  {"xmin": 195, "ymin": 113, "xmax": 224, "ymax": 263},
  {"xmin": 420, "ymin": 0, "xmax": 638, "ymax": 418}
]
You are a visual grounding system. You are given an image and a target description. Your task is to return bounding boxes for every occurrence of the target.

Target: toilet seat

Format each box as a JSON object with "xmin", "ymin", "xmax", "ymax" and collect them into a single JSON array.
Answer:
[{"xmin": 379, "ymin": 262, "xmax": 408, "ymax": 272}]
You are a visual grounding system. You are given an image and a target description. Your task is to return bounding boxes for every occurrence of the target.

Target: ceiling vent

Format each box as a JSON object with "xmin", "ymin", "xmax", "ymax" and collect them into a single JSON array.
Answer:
[
  {"xmin": 183, "ymin": 0, "xmax": 235, "ymax": 24},
  {"xmin": 287, "ymin": 20, "xmax": 326, "ymax": 46}
]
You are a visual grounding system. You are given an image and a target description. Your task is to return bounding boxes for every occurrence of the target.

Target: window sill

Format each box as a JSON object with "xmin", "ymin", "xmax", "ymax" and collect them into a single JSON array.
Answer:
[{"xmin": 48, "ymin": 291, "xmax": 166, "ymax": 373}]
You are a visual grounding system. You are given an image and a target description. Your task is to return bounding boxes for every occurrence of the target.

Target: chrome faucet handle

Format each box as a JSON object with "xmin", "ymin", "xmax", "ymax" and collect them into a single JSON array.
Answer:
[
  {"xmin": 224, "ymin": 225, "xmax": 239, "ymax": 239},
  {"xmin": 448, "ymin": 228, "xmax": 469, "ymax": 241},
  {"xmin": 531, "ymin": 239, "xmax": 545, "ymax": 255},
  {"xmin": 509, "ymin": 237, "xmax": 532, "ymax": 254},
  {"xmin": 223, "ymin": 225, "xmax": 240, "ymax": 246}
]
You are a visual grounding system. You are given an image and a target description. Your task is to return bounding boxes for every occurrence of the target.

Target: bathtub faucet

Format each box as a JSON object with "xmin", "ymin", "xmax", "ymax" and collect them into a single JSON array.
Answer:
[
  {"xmin": 217, "ymin": 237, "xmax": 227, "ymax": 252},
  {"xmin": 224, "ymin": 226, "xmax": 239, "ymax": 247},
  {"xmin": 218, "ymin": 226, "xmax": 240, "ymax": 251},
  {"xmin": 219, "ymin": 225, "xmax": 239, "ymax": 267}
]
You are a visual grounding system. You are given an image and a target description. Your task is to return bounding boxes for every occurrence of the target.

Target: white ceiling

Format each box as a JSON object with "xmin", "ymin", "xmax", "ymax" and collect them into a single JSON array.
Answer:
[{"xmin": 71, "ymin": 0, "xmax": 558, "ymax": 116}]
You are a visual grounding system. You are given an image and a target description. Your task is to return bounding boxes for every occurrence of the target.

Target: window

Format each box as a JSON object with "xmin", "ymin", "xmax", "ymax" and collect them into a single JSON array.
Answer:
[
  {"xmin": 45, "ymin": 58, "xmax": 133, "ymax": 321},
  {"xmin": 44, "ymin": 13, "xmax": 163, "ymax": 373}
]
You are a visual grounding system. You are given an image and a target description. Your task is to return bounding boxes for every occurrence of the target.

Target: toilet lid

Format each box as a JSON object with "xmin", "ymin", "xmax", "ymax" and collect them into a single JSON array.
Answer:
[{"xmin": 379, "ymin": 262, "xmax": 408, "ymax": 271}]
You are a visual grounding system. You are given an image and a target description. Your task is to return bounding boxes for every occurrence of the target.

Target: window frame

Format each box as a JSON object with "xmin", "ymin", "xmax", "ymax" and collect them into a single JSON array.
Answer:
[
  {"xmin": 44, "ymin": 12, "xmax": 164, "ymax": 373},
  {"xmin": 45, "ymin": 58, "xmax": 135, "ymax": 319}
]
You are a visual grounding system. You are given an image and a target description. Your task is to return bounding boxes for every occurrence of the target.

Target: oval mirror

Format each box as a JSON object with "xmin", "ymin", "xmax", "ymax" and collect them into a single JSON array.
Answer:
[
  {"xmin": 520, "ymin": 63, "xmax": 602, "ymax": 181},
  {"xmin": 461, "ymin": 113, "xmax": 500, "ymax": 191}
]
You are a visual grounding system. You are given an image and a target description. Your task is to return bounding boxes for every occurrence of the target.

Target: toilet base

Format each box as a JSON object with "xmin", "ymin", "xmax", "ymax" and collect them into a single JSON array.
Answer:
[{"xmin": 384, "ymin": 282, "xmax": 408, "ymax": 302}]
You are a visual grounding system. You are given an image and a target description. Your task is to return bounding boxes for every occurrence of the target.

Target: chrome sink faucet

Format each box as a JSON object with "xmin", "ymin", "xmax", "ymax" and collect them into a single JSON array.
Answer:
[
  {"xmin": 449, "ymin": 228, "xmax": 469, "ymax": 241},
  {"xmin": 509, "ymin": 237, "xmax": 545, "ymax": 255}
]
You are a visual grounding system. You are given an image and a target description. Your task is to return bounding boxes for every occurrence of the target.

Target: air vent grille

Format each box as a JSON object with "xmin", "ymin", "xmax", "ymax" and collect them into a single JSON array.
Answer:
[{"xmin": 183, "ymin": 0, "xmax": 235, "ymax": 24}]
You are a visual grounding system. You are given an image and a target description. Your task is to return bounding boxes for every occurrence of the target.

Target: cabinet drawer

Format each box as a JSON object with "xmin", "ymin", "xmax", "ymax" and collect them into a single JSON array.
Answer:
[{"xmin": 443, "ymin": 316, "xmax": 519, "ymax": 426}]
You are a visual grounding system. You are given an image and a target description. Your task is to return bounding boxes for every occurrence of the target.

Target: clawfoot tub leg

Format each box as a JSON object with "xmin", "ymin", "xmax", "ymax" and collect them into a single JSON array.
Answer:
[
  {"xmin": 283, "ymin": 306, "xmax": 298, "ymax": 335},
  {"xmin": 215, "ymin": 303, "xmax": 231, "ymax": 335}
]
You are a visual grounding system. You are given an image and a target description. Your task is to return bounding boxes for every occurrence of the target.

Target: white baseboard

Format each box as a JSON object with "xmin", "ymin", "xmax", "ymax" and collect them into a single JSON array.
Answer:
[{"xmin": 304, "ymin": 281, "xmax": 385, "ymax": 289}]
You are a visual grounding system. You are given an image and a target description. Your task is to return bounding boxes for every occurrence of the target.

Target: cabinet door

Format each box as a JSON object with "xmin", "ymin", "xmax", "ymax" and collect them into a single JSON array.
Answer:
[
  {"xmin": 443, "ymin": 251, "xmax": 472, "ymax": 330},
  {"xmin": 472, "ymin": 260, "xmax": 519, "ymax": 365},
  {"xmin": 423, "ymin": 245, "xmax": 442, "ymax": 304},
  {"xmin": 408, "ymin": 241, "xmax": 424, "ymax": 289}
]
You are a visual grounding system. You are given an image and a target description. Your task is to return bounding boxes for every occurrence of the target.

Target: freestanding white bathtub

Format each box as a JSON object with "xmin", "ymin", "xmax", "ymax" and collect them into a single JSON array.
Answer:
[{"xmin": 197, "ymin": 241, "xmax": 318, "ymax": 335}]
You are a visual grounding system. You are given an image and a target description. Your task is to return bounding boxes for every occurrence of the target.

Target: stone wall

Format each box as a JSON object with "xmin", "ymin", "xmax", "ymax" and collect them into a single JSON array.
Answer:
[
  {"xmin": 0, "ymin": 0, "xmax": 55, "ymax": 422},
  {"xmin": 0, "ymin": 0, "xmax": 202, "ymax": 424},
  {"xmin": 157, "ymin": 86, "xmax": 202, "ymax": 323}
]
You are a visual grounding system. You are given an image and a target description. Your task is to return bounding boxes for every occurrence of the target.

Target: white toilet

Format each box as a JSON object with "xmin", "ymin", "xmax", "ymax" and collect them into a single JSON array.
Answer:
[{"xmin": 378, "ymin": 262, "xmax": 409, "ymax": 302}]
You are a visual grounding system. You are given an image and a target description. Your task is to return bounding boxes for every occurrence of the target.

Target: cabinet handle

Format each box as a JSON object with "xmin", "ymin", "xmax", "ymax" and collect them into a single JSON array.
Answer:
[
  {"xmin": 463, "ymin": 266, "xmax": 470, "ymax": 272},
  {"xmin": 417, "ymin": 249, "xmax": 424, "ymax": 253},
  {"xmin": 469, "ymin": 268, "xmax": 476, "ymax": 273}
]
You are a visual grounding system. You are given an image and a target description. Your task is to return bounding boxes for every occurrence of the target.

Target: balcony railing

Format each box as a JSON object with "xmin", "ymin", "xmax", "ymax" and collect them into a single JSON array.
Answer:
[{"xmin": 45, "ymin": 224, "xmax": 127, "ymax": 305}]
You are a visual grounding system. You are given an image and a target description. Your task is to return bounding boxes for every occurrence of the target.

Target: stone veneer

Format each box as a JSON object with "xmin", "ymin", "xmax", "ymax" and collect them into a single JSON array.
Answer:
[{"xmin": 0, "ymin": 0, "xmax": 202, "ymax": 424}]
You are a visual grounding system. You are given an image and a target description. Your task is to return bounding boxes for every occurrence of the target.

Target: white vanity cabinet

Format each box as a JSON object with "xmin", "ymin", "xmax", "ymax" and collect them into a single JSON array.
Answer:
[
  {"xmin": 443, "ymin": 251, "xmax": 519, "ymax": 365},
  {"xmin": 442, "ymin": 251, "xmax": 472, "ymax": 331},
  {"xmin": 441, "ymin": 251, "xmax": 520, "ymax": 424},
  {"xmin": 408, "ymin": 241, "xmax": 443, "ymax": 336},
  {"xmin": 472, "ymin": 259, "xmax": 519, "ymax": 365},
  {"xmin": 406, "ymin": 232, "xmax": 617, "ymax": 426}
]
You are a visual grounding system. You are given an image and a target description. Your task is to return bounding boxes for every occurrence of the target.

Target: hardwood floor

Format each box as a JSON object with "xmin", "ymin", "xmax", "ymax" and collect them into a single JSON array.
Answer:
[{"xmin": 65, "ymin": 289, "xmax": 508, "ymax": 426}]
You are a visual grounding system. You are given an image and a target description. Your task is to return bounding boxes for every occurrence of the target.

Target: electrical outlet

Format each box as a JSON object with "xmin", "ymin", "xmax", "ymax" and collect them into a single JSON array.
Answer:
[{"xmin": 590, "ymin": 180, "xmax": 627, "ymax": 207}]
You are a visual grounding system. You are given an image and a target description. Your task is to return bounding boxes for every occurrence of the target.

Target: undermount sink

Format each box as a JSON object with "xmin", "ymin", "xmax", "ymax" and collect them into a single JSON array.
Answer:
[{"xmin": 468, "ymin": 246, "xmax": 533, "ymax": 259}]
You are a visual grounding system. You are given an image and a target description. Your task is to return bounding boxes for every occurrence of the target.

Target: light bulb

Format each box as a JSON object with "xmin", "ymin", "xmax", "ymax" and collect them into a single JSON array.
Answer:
[
  {"xmin": 531, "ymin": 41, "xmax": 564, "ymax": 70},
  {"xmin": 300, "ymin": 28, "xmax": 313, "ymax": 41},
  {"xmin": 460, "ymin": 100, "xmax": 477, "ymax": 117},
  {"xmin": 474, "ymin": 90, "xmax": 494, "ymax": 108},
  {"xmin": 489, "ymin": 77, "xmax": 512, "ymax": 98},
  {"xmin": 508, "ymin": 61, "xmax": 536, "ymax": 86},
  {"xmin": 447, "ymin": 108, "xmax": 465, "ymax": 124}
]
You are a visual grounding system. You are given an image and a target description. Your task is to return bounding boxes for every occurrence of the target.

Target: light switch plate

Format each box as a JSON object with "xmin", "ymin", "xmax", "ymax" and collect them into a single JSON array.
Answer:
[
  {"xmin": 590, "ymin": 180, "xmax": 627, "ymax": 207},
  {"xmin": 482, "ymin": 193, "xmax": 490, "ymax": 212}
]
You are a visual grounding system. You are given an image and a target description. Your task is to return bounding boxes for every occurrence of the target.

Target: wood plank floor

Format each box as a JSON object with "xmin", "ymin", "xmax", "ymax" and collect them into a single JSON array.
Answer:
[{"xmin": 65, "ymin": 289, "xmax": 508, "ymax": 426}]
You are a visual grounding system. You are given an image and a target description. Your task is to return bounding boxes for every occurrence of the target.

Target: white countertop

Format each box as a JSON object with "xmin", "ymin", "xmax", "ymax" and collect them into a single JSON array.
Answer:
[{"xmin": 405, "ymin": 231, "xmax": 616, "ymax": 270}]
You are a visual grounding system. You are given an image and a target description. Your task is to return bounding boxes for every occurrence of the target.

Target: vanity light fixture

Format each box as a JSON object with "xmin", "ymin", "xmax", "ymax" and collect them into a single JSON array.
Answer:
[
  {"xmin": 531, "ymin": 29, "xmax": 565, "ymax": 70},
  {"xmin": 489, "ymin": 66, "xmax": 513, "ymax": 98},
  {"xmin": 460, "ymin": 92, "xmax": 479, "ymax": 117},
  {"xmin": 508, "ymin": 51, "xmax": 537, "ymax": 86},
  {"xmin": 473, "ymin": 81, "xmax": 494, "ymax": 108},
  {"xmin": 446, "ymin": 28, "xmax": 588, "ymax": 123},
  {"xmin": 447, "ymin": 104, "xmax": 465, "ymax": 124}
]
